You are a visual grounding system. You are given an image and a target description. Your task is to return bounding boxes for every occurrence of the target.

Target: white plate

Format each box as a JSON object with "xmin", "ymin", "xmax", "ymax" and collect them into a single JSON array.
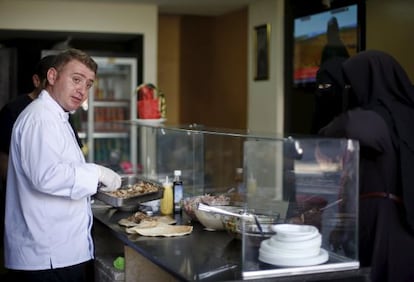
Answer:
[
  {"xmin": 260, "ymin": 239, "xmax": 320, "ymax": 258},
  {"xmin": 270, "ymin": 233, "xmax": 321, "ymax": 249},
  {"xmin": 259, "ymin": 245, "xmax": 320, "ymax": 259},
  {"xmin": 271, "ymin": 224, "xmax": 319, "ymax": 242},
  {"xmin": 134, "ymin": 118, "xmax": 166, "ymax": 125},
  {"xmin": 258, "ymin": 248, "xmax": 329, "ymax": 267}
]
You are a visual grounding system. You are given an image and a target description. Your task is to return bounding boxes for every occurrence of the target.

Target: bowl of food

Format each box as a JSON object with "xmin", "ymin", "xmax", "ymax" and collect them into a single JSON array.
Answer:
[
  {"xmin": 195, "ymin": 205, "xmax": 243, "ymax": 231},
  {"xmin": 182, "ymin": 194, "xmax": 230, "ymax": 222},
  {"xmin": 222, "ymin": 211, "xmax": 280, "ymax": 245}
]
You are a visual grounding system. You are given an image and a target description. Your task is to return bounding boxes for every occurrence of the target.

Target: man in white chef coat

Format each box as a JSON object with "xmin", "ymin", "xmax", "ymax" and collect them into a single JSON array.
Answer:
[{"xmin": 4, "ymin": 48, "xmax": 121, "ymax": 282}]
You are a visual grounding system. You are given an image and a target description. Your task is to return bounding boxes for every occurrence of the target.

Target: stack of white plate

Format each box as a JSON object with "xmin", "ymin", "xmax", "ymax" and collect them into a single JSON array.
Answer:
[{"xmin": 258, "ymin": 224, "xmax": 329, "ymax": 267}]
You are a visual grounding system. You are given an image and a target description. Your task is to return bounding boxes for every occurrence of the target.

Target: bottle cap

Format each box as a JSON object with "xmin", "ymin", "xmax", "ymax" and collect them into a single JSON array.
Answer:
[
  {"xmin": 174, "ymin": 170, "xmax": 182, "ymax": 176},
  {"xmin": 163, "ymin": 176, "xmax": 171, "ymax": 185}
]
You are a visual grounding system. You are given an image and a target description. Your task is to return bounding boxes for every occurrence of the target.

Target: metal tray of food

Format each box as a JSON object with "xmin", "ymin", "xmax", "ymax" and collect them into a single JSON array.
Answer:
[{"xmin": 94, "ymin": 175, "xmax": 164, "ymax": 208}]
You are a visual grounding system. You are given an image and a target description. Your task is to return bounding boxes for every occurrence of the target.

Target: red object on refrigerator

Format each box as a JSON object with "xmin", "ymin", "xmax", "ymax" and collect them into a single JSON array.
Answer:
[{"xmin": 137, "ymin": 100, "xmax": 160, "ymax": 119}]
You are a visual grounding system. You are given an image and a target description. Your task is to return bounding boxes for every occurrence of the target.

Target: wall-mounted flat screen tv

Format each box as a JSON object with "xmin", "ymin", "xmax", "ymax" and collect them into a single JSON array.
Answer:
[{"xmin": 293, "ymin": 3, "xmax": 361, "ymax": 86}]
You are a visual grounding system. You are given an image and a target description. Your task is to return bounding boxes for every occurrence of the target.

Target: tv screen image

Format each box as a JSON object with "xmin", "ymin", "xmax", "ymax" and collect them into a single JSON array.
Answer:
[{"xmin": 293, "ymin": 4, "xmax": 358, "ymax": 86}]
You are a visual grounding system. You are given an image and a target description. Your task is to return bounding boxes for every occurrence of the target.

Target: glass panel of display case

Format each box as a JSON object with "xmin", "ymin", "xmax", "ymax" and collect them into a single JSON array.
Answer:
[
  {"xmin": 241, "ymin": 138, "xmax": 359, "ymax": 279},
  {"xmin": 134, "ymin": 124, "xmax": 247, "ymax": 198}
]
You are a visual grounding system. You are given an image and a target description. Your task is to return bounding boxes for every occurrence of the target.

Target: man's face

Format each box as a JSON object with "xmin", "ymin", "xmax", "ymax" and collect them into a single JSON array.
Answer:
[{"xmin": 47, "ymin": 59, "xmax": 95, "ymax": 112}]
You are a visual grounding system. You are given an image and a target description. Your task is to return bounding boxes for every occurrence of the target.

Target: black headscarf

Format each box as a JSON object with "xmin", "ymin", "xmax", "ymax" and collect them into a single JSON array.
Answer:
[
  {"xmin": 342, "ymin": 50, "xmax": 414, "ymax": 230},
  {"xmin": 311, "ymin": 57, "xmax": 347, "ymax": 133}
]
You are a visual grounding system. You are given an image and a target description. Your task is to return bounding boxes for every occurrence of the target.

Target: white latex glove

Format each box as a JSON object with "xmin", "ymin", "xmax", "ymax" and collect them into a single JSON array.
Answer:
[{"xmin": 97, "ymin": 165, "xmax": 122, "ymax": 192}]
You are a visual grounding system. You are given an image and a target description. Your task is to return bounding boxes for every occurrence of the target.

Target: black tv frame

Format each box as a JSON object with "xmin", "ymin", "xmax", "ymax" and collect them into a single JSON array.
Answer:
[
  {"xmin": 283, "ymin": 0, "xmax": 366, "ymax": 135},
  {"xmin": 292, "ymin": 0, "xmax": 366, "ymax": 88}
]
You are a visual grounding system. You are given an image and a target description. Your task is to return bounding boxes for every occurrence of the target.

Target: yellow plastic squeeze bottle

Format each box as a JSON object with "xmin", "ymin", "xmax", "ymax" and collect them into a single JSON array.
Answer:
[{"xmin": 160, "ymin": 176, "xmax": 173, "ymax": 215}]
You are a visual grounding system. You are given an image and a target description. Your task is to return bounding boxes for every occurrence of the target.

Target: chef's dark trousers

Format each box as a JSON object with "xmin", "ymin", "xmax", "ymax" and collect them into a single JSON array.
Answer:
[{"xmin": 4, "ymin": 259, "xmax": 94, "ymax": 282}]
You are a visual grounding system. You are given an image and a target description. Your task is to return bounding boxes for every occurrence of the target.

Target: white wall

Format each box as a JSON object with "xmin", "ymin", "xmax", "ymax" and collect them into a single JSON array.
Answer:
[
  {"xmin": 0, "ymin": 0, "xmax": 158, "ymax": 84},
  {"xmin": 247, "ymin": 0, "xmax": 284, "ymax": 135}
]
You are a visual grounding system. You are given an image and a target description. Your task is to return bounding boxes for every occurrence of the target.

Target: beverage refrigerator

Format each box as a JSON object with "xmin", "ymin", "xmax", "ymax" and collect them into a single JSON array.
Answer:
[{"xmin": 72, "ymin": 56, "xmax": 139, "ymax": 174}]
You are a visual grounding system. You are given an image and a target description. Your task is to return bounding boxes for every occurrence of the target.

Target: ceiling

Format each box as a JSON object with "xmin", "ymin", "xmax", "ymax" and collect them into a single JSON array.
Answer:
[
  {"xmin": 80, "ymin": 0, "xmax": 257, "ymax": 16},
  {"xmin": 64, "ymin": 0, "xmax": 328, "ymax": 16}
]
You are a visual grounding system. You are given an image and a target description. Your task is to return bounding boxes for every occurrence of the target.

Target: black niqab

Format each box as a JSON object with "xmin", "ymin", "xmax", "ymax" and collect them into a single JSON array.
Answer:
[{"xmin": 311, "ymin": 57, "xmax": 347, "ymax": 133}]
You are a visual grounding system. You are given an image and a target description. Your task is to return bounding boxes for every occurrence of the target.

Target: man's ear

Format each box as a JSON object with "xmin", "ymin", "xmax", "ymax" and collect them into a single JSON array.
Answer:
[
  {"xmin": 32, "ymin": 74, "xmax": 41, "ymax": 88},
  {"xmin": 47, "ymin": 67, "xmax": 58, "ymax": 85}
]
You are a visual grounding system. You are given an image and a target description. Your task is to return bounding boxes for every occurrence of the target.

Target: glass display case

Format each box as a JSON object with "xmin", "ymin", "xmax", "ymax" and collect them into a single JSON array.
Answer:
[
  {"xmin": 114, "ymin": 121, "xmax": 360, "ymax": 280},
  {"xmin": 241, "ymin": 138, "xmax": 359, "ymax": 279}
]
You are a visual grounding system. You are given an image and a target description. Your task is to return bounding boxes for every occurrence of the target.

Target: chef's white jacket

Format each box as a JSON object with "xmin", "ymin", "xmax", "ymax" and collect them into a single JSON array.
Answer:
[{"xmin": 4, "ymin": 90, "xmax": 99, "ymax": 270}]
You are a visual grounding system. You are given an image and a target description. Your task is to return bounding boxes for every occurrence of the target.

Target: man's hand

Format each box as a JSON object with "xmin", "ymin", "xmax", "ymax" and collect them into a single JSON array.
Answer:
[{"xmin": 97, "ymin": 165, "xmax": 121, "ymax": 192}]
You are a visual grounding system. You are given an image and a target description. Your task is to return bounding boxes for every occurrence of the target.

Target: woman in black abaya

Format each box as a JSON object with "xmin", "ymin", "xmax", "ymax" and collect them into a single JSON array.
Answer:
[{"xmin": 319, "ymin": 50, "xmax": 414, "ymax": 282}]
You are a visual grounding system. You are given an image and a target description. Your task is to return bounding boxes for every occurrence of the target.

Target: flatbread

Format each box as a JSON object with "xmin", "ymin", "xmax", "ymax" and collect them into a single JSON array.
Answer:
[
  {"xmin": 127, "ymin": 222, "xmax": 193, "ymax": 237},
  {"xmin": 119, "ymin": 218, "xmax": 143, "ymax": 227},
  {"xmin": 118, "ymin": 212, "xmax": 176, "ymax": 227},
  {"xmin": 125, "ymin": 221, "xmax": 159, "ymax": 233},
  {"xmin": 118, "ymin": 211, "xmax": 152, "ymax": 227},
  {"xmin": 152, "ymin": 216, "xmax": 177, "ymax": 225}
]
